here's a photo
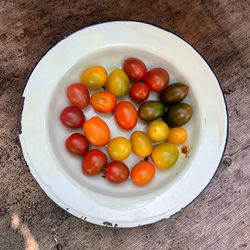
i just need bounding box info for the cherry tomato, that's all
[129,82,150,103]
[66,83,90,109]
[105,161,129,184]
[60,106,85,129]
[123,58,147,81]
[147,120,169,142]
[80,66,108,89]
[65,133,89,155]
[107,137,131,161]
[130,131,152,158]
[167,127,187,145]
[114,101,138,130]
[82,149,107,176]
[151,142,179,170]
[131,161,155,186]
[106,68,130,97]
[90,91,116,113]
[83,116,110,147]
[145,68,169,92]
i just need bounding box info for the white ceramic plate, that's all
[19,21,228,227]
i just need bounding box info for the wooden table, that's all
[0,1,249,249]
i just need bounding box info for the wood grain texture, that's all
[0,0,249,249]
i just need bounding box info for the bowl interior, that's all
[46,46,201,199]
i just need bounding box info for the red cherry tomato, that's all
[105,161,129,184]
[60,106,85,129]
[123,58,147,81]
[129,82,150,103]
[131,161,155,186]
[82,149,107,176]
[114,101,138,130]
[145,68,169,92]
[90,91,116,113]
[65,133,89,155]
[66,83,90,109]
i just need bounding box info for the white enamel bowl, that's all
[19,21,228,227]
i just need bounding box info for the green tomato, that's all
[160,83,189,105]
[163,103,193,127]
[138,101,165,122]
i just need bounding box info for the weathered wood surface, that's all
[0,0,249,249]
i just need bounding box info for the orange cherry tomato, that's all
[90,91,116,113]
[114,101,138,130]
[80,66,107,89]
[167,127,187,145]
[83,116,110,147]
[131,161,155,186]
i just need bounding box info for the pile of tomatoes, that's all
[60,58,192,186]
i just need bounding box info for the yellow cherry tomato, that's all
[147,120,169,142]
[80,66,108,89]
[107,137,131,161]
[167,127,187,145]
[130,131,152,158]
[106,68,130,97]
[151,142,179,170]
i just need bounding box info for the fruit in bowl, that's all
[59,57,193,186]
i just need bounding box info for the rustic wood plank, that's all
[0,0,249,249]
